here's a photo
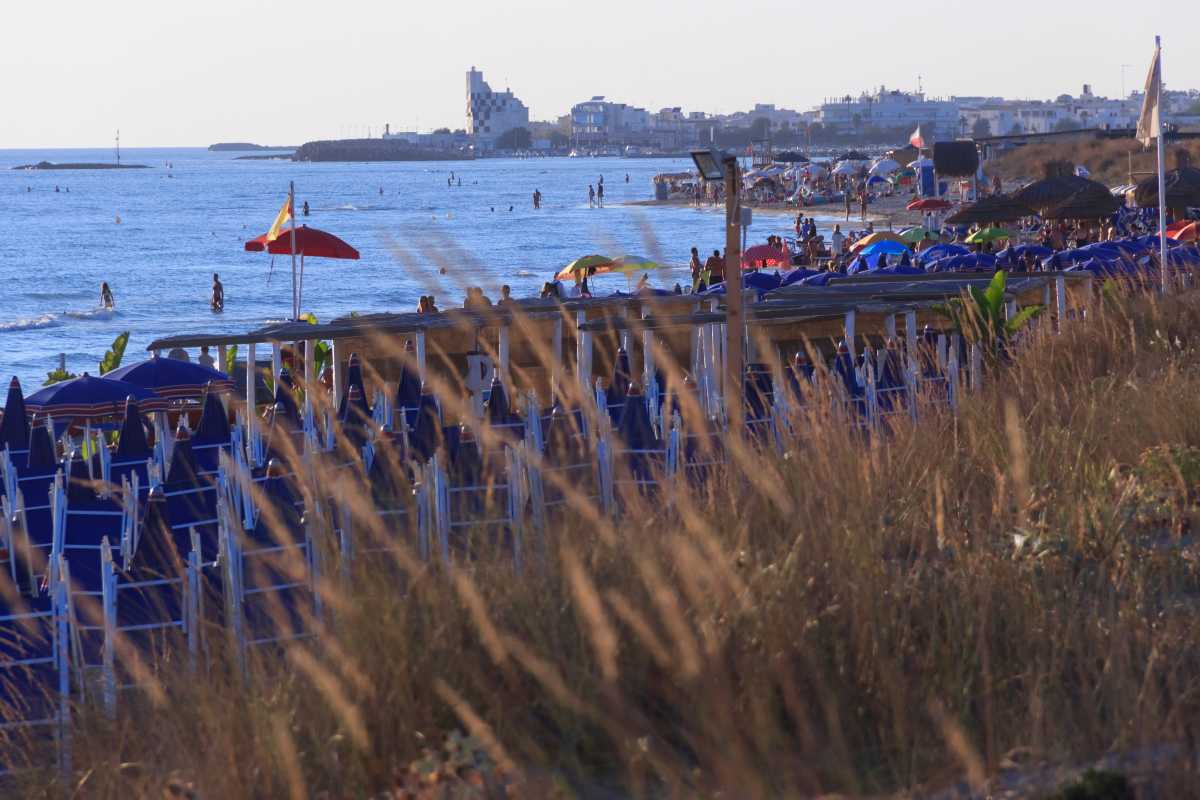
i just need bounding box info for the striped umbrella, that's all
[103,355,234,400]
[25,374,170,420]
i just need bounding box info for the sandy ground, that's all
[627,194,928,230]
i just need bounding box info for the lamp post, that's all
[691,148,744,432]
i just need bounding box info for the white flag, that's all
[1136,44,1161,147]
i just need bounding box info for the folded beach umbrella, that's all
[104,355,234,401]
[114,398,151,462]
[193,387,231,446]
[0,376,29,454]
[26,417,56,472]
[26,374,168,421]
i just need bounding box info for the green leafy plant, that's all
[225,344,238,377]
[934,270,1043,358]
[42,366,77,386]
[99,331,130,375]
[301,313,332,376]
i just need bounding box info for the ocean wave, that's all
[63,308,117,321]
[0,314,60,332]
[516,270,534,277]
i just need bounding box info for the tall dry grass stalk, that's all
[11,283,1200,798]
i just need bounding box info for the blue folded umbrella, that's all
[780,268,821,286]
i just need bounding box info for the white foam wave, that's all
[0,314,60,332]
[516,270,534,277]
[63,308,117,321]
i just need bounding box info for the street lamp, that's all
[690,147,745,432]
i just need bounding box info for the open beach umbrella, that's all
[869,158,900,177]
[554,254,613,281]
[103,355,234,400]
[831,161,858,176]
[907,197,951,212]
[607,255,663,275]
[965,227,1013,245]
[245,224,360,319]
[850,231,906,253]
[0,377,30,454]
[1167,220,1200,242]
[26,374,169,421]
[860,240,911,258]
[899,227,936,244]
[741,244,790,269]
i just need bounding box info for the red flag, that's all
[909,125,925,149]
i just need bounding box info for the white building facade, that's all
[466,67,529,150]
[816,87,961,137]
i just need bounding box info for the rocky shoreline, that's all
[292,138,472,163]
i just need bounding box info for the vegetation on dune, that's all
[991,138,1200,188]
[13,287,1200,798]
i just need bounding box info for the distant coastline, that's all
[292,138,472,163]
[11,161,149,171]
[208,142,296,152]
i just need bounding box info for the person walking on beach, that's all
[831,225,845,258]
[211,273,224,312]
[302,200,310,217]
[859,189,869,222]
[588,184,596,208]
[705,249,725,286]
[100,282,114,309]
[689,247,703,291]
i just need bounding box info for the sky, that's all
[1,0,1193,149]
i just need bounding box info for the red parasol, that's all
[1167,220,1199,242]
[245,224,359,319]
[740,244,790,270]
[907,197,952,212]
[245,225,360,259]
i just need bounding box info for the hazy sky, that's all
[1,0,1191,148]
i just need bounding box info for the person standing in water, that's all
[211,273,225,312]
[588,184,595,208]
[302,200,310,217]
[596,182,604,207]
[100,282,114,309]
[532,189,542,209]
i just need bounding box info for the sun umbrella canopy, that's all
[850,231,906,252]
[1167,220,1200,242]
[899,227,936,244]
[741,244,790,269]
[907,197,952,212]
[244,225,360,259]
[103,355,234,400]
[860,240,911,258]
[965,227,1013,245]
[608,255,662,274]
[555,254,613,281]
[870,158,900,176]
[26,374,169,420]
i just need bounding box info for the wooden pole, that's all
[724,157,744,433]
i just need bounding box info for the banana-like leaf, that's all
[226,344,238,377]
[1004,305,1044,336]
[99,331,130,375]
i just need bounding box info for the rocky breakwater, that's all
[292,138,473,163]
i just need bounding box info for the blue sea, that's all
[0,148,828,388]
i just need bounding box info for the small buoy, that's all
[115,215,121,224]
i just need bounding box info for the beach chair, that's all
[340,435,431,566]
[429,425,526,568]
[525,397,604,529]
[0,557,71,776]
[159,427,220,563]
[220,470,320,655]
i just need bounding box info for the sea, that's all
[0,148,837,389]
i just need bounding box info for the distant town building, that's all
[466,67,529,151]
[571,96,650,148]
[817,87,960,139]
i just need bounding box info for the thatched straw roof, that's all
[1013,175,1111,212]
[1041,189,1123,220]
[1134,151,1200,208]
[945,194,1035,225]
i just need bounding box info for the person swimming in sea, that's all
[100,282,115,309]
[211,272,225,312]
[302,200,310,217]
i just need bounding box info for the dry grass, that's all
[992,137,1200,187]
[12,286,1200,799]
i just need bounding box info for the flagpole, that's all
[1155,36,1168,294]
[289,181,298,319]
